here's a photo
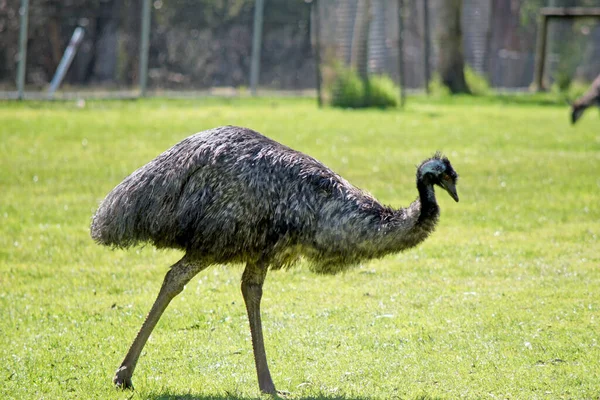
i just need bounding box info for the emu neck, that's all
[377,180,439,256]
[307,181,442,272]
[416,179,439,223]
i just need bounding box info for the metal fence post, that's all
[313,0,323,107]
[533,14,548,91]
[139,0,151,97]
[422,0,430,95]
[397,0,406,107]
[250,0,265,96]
[16,0,29,100]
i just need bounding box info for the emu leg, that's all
[241,261,276,394]
[113,257,205,389]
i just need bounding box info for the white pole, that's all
[47,27,85,98]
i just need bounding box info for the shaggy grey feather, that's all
[571,73,600,124]
[91,126,458,274]
[92,126,459,394]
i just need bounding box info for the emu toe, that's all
[113,366,134,390]
[259,380,276,395]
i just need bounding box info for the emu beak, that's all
[442,181,459,202]
[571,105,585,125]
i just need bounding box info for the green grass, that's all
[0,95,599,399]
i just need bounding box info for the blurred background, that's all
[1,0,599,99]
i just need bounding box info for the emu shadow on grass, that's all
[91,126,459,395]
[151,392,374,400]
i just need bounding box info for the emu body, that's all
[91,126,459,394]
[571,74,600,124]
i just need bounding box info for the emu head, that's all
[417,153,459,202]
[570,101,587,125]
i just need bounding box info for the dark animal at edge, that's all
[570,74,600,124]
[91,126,460,394]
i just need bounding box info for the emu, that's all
[570,74,600,124]
[91,126,459,394]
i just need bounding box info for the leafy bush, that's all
[365,75,399,108]
[465,66,490,95]
[427,73,451,97]
[330,68,366,108]
[428,68,489,96]
[552,78,591,104]
[553,71,573,92]
[330,67,398,109]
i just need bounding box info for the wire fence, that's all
[314,0,600,96]
[536,7,600,90]
[1,0,315,99]
[1,0,600,100]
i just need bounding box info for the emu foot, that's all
[259,379,277,396]
[113,366,134,390]
[260,385,290,398]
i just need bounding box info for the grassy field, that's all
[0,95,599,399]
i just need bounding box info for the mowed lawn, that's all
[0,96,598,399]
